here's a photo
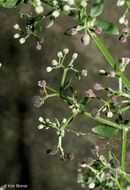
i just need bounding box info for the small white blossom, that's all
[63,48,69,54]
[19,38,25,44]
[81,69,87,76]
[38,124,44,129]
[52,60,58,66]
[46,66,52,72]
[35,0,41,6]
[87,20,95,27]
[99,69,106,74]
[80,0,87,7]
[119,16,125,24]
[52,0,58,5]
[107,111,113,118]
[35,6,44,14]
[13,24,20,30]
[68,0,74,5]
[0,63,2,68]
[13,33,20,38]
[39,117,44,122]
[45,118,50,122]
[72,53,78,59]
[62,118,67,123]
[117,0,125,6]
[89,183,95,189]
[57,51,63,58]
[52,10,60,18]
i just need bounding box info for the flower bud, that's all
[93,83,102,90]
[117,0,125,6]
[39,116,44,122]
[81,34,90,46]
[111,95,117,103]
[36,43,42,50]
[124,18,128,25]
[120,35,127,43]
[95,27,102,35]
[19,38,25,44]
[52,60,58,66]
[13,33,20,38]
[80,0,87,7]
[122,28,128,33]
[107,111,113,118]
[71,28,77,35]
[52,10,60,18]
[119,16,125,24]
[85,89,94,98]
[89,183,95,189]
[63,5,70,11]
[72,53,78,59]
[38,80,46,87]
[81,69,87,76]
[109,71,115,77]
[38,124,44,129]
[57,51,63,58]
[32,95,43,108]
[35,6,44,14]
[13,24,20,30]
[63,48,69,54]
[46,66,52,72]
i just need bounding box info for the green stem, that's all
[60,68,68,94]
[111,177,122,190]
[81,111,121,129]
[119,77,122,93]
[120,127,128,188]
[46,86,57,93]
[60,114,75,131]
[89,32,130,91]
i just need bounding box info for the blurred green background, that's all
[0,1,130,190]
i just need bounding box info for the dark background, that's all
[0,1,130,190]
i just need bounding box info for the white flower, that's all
[72,53,78,59]
[119,16,125,24]
[57,51,63,58]
[89,183,95,189]
[19,38,25,44]
[45,118,50,122]
[35,6,44,14]
[39,117,44,122]
[81,69,87,76]
[99,69,106,74]
[107,111,113,118]
[52,60,58,66]
[46,66,52,72]
[35,0,41,6]
[80,0,87,7]
[63,48,69,54]
[0,63,2,68]
[62,118,67,123]
[52,0,58,5]
[87,20,95,27]
[38,124,44,129]
[68,0,74,5]
[52,10,60,18]
[13,33,20,38]
[117,0,125,6]
[13,24,20,30]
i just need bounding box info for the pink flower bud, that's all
[63,5,70,11]
[27,29,32,35]
[122,28,128,33]
[111,95,117,103]
[38,80,46,87]
[119,65,125,72]
[93,83,102,90]
[124,19,128,25]
[36,44,42,50]
[39,89,44,95]
[109,71,115,77]
[124,57,130,64]
[95,27,102,35]
[71,28,77,35]
[85,89,94,98]
[81,34,90,46]
[120,35,127,43]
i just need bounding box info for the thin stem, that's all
[81,111,121,129]
[120,127,127,188]
[110,177,122,190]
[46,86,57,93]
[60,68,68,94]
[60,114,75,131]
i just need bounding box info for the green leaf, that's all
[79,97,89,110]
[94,20,119,35]
[47,17,55,28]
[90,0,104,17]
[15,0,24,6]
[33,26,42,34]
[33,15,44,23]
[109,151,117,161]
[2,0,18,8]
[92,124,119,136]
[99,155,107,165]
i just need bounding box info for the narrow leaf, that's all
[109,151,118,161]
[47,17,55,28]
[63,78,72,90]
[3,0,18,8]
[92,124,119,136]
[94,20,119,35]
